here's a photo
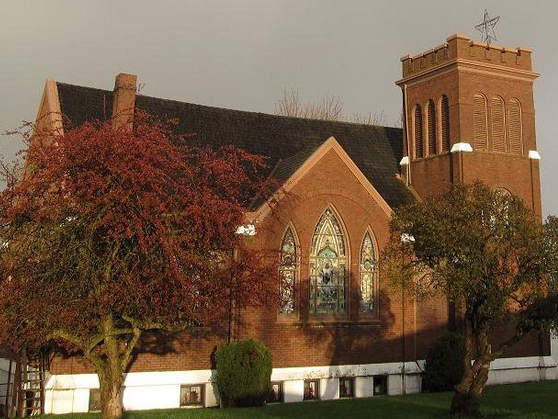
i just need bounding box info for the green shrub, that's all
[423,331,465,392]
[215,339,272,407]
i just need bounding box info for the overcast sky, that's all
[1,0,556,215]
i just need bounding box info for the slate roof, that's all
[56,82,414,209]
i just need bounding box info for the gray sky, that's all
[1,0,556,215]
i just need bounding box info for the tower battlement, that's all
[400,34,533,79]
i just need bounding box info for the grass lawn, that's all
[39,380,558,419]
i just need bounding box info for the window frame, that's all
[278,224,300,320]
[308,207,350,317]
[358,229,379,317]
[266,381,284,403]
[180,384,205,407]
[339,377,355,399]
[88,389,101,412]
[303,379,320,401]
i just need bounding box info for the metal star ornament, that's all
[475,9,500,45]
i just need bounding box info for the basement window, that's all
[373,375,388,396]
[339,377,354,398]
[266,382,283,403]
[303,379,319,401]
[88,389,101,412]
[180,384,204,407]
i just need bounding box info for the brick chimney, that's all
[112,73,137,131]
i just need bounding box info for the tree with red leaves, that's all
[0,114,276,419]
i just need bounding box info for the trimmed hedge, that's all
[215,339,272,407]
[423,331,465,392]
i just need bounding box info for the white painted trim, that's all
[451,142,473,153]
[528,150,541,160]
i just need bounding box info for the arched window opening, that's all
[491,96,506,152]
[441,95,450,152]
[508,98,523,154]
[473,93,488,151]
[279,226,297,314]
[309,208,347,314]
[359,231,377,314]
[414,105,423,159]
[428,99,437,156]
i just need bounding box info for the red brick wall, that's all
[50,147,451,374]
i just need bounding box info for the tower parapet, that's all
[400,34,534,80]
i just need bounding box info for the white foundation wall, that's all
[44,356,557,414]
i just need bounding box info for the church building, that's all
[1,33,555,414]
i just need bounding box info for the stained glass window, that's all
[360,232,377,313]
[309,209,347,314]
[279,227,297,314]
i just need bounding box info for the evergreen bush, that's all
[423,331,465,392]
[215,339,272,407]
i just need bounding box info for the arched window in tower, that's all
[309,208,347,314]
[427,99,437,156]
[508,98,523,154]
[279,226,297,315]
[491,96,506,152]
[441,95,450,152]
[473,93,488,151]
[414,105,423,159]
[359,231,377,314]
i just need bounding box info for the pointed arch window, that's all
[279,226,297,315]
[473,93,488,151]
[309,209,347,314]
[427,99,437,156]
[414,105,423,159]
[441,95,450,152]
[359,231,377,313]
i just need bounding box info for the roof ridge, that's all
[139,92,397,129]
[55,81,399,130]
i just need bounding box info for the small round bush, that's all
[215,339,272,407]
[423,331,465,392]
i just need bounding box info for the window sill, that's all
[291,319,382,329]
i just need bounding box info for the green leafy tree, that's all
[383,182,558,417]
[0,114,276,419]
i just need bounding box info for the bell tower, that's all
[396,34,542,216]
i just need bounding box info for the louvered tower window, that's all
[427,100,437,155]
[508,98,523,154]
[414,105,423,158]
[473,93,488,151]
[441,95,450,152]
[491,96,506,152]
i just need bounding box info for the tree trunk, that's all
[450,324,491,417]
[98,318,125,419]
[99,369,124,419]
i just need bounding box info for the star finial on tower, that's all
[475,9,500,46]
